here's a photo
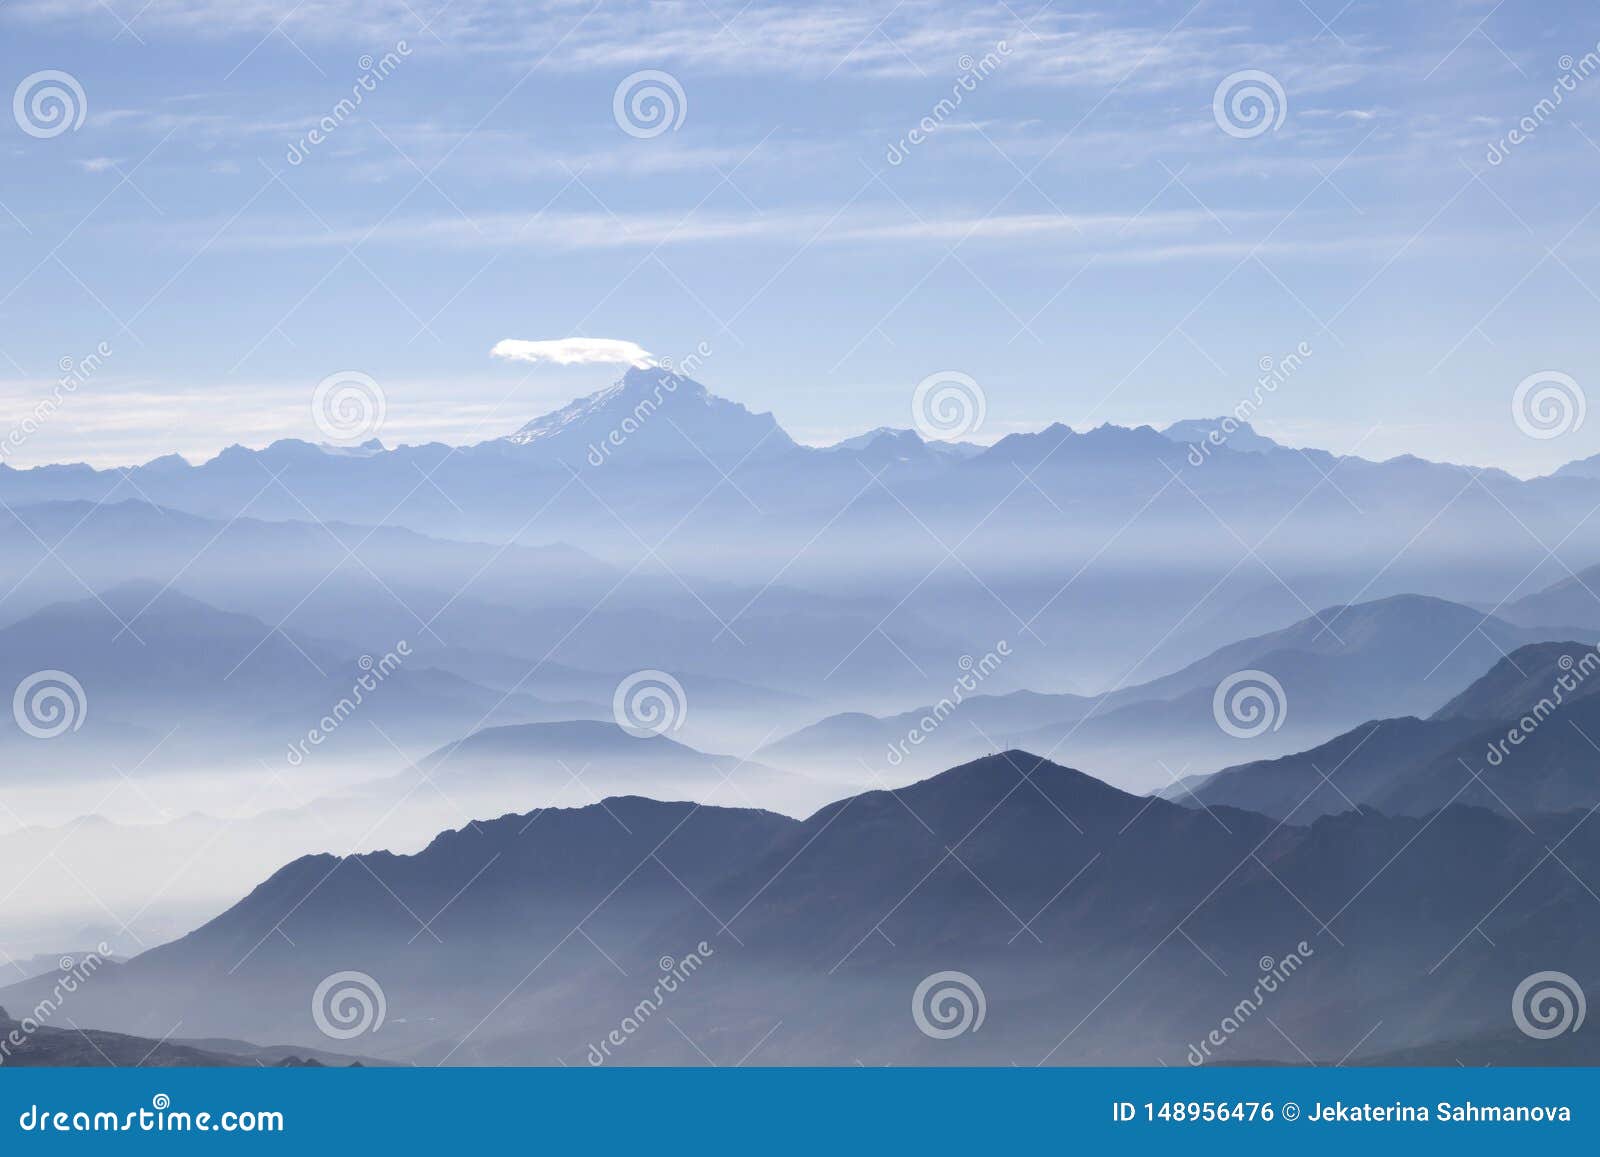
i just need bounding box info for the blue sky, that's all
[2,0,1599,474]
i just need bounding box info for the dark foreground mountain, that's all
[9,752,1597,1067]
[1186,640,1600,821]
[0,1005,370,1067]
[1349,1029,1600,1067]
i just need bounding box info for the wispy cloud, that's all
[201,206,1267,254]
[4,0,1370,92]
[490,337,654,367]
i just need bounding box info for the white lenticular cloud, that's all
[490,337,655,368]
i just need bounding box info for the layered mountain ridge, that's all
[9,746,1599,1066]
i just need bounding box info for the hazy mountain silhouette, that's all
[7,369,1600,711]
[823,427,982,463]
[1498,564,1600,631]
[362,719,830,817]
[9,364,1600,1068]
[1160,418,1283,453]
[762,594,1581,792]
[1187,640,1600,820]
[0,499,962,712]
[13,750,1599,1066]
[0,1003,372,1067]
[0,584,602,774]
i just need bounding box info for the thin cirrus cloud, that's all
[490,338,656,368]
[2,1,1316,91]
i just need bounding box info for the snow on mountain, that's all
[502,366,795,464]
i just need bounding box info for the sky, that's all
[1,0,1599,475]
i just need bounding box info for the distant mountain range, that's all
[357,718,832,821]
[759,594,1595,792]
[0,501,965,715]
[0,582,606,775]
[8,365,1600,1068]
[6,366,1600,696]
[1184,639,1600,820]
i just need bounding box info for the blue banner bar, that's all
[2,1068,1593,1152]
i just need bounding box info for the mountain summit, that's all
[1160,417,1281,453]
[502,366,795,465]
